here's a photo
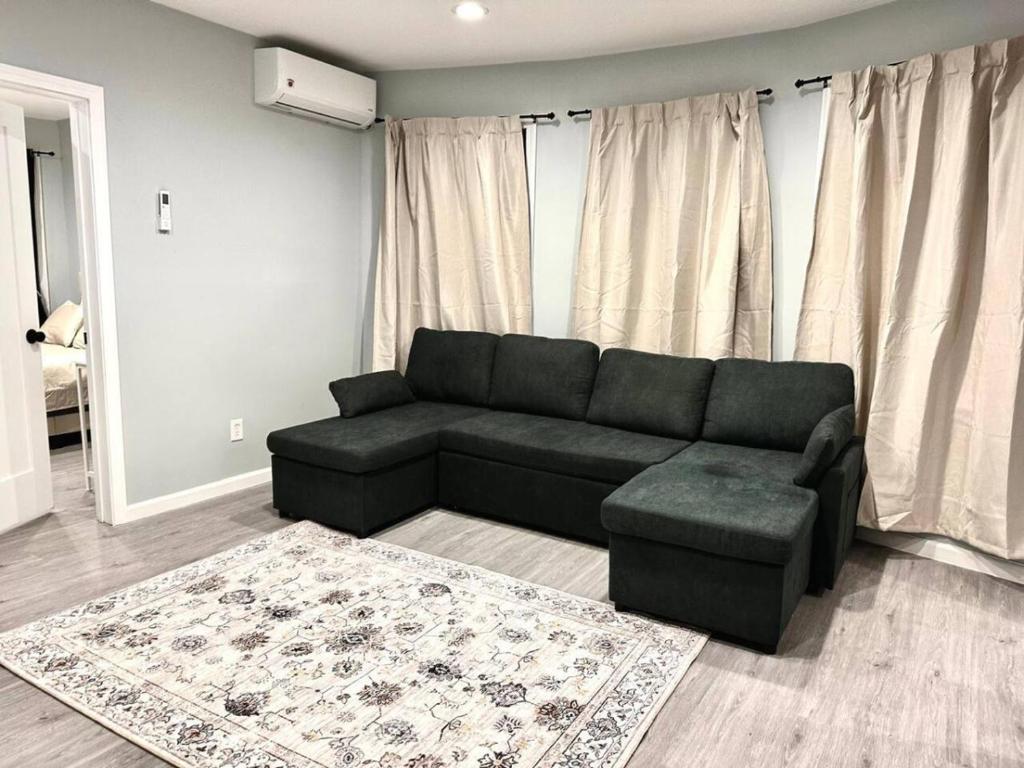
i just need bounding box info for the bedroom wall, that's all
[367,0,1024,363]
[1,0,366,504]
[58,118,80,301]
[24,117,78,310]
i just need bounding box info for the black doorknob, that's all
[25,329,45,344]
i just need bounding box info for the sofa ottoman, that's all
[603,442,818,653]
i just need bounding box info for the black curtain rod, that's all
[372,112,555,125]
[794,75,832,89]
[795,60,907,89]
[29,149,56,157]
[567,88,774,118]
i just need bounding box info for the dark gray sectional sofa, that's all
[267,327,863,652]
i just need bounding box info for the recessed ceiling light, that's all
[452,1,489,21]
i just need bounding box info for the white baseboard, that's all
[118,467,272,526]
[856,527,1024,586]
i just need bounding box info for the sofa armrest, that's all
[328,371,415,418]
[794,405,855,487]
[810,436,865,590]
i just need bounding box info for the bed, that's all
[41,341,88,411]
[41,342,89,448]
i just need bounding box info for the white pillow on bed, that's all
[72,325,87,349]
[41,301,83,347]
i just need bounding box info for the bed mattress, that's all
[41,342,88,412]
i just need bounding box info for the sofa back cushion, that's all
[404,327,499,406]
[586,348,714,440]
[703,358,855,452]
[489,334,600,420]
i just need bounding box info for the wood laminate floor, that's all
[1,451,1022,767]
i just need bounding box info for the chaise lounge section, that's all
[266,328,498,535]
[602,360,859,650]
[267,328,863,651]
[267,400,488,536]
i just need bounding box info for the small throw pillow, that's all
[72,325,87,349]
[329,371,415,418]
[793,405,855,488]
[41,301,83,346]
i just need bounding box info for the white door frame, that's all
[0,62,125,525]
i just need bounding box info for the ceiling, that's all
[151,0,895,71]
[0,87,69,120]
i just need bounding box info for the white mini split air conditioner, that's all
[254,47,377,129]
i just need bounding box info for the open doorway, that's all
[0,64,124,531]
[19,95,94,517]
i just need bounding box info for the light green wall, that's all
[370,0,1024,360]
[2,0,366,504]
[5,0,1024,507]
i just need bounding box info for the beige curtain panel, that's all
[573,90,772,359]
[796,36,1024,560]
[372,116,532,371]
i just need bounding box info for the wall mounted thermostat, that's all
[157,190,172,233]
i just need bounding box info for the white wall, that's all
[2,0,367,504]
[58,118,80,302]
[371,0,1024,362]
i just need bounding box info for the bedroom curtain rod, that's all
[372,112,556,125]
[29,149,56,157]
[795,60,907,89]
[567,87,774,118]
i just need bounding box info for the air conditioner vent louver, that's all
[273,100,365,129]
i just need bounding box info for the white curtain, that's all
[795,36,1024,560]
[573,90,773,359]
[372,116,532,371]
[30,152,50,317]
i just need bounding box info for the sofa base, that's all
[271,454,436,537]
[607,528,813,651]
[438,451,615,544]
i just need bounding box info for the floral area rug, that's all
[0,521,706,768]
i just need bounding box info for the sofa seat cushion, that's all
[440,411,688,484]
[267,402,489,474]
[602,442,817,564]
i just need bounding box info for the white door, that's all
[0,100,53,532]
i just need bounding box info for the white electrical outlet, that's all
[230,418,244,442]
